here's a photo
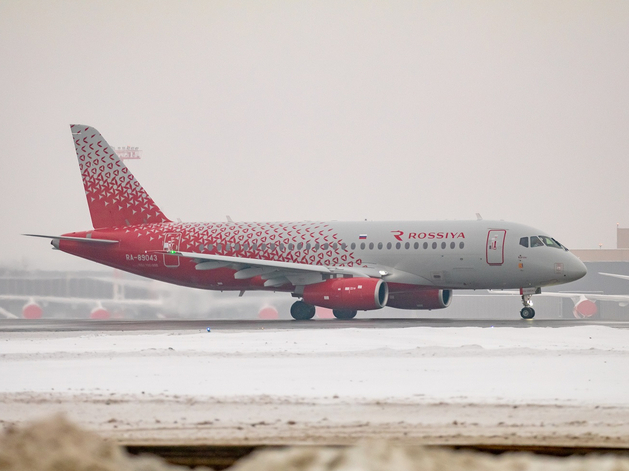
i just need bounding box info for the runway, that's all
[2,317,629,332]
[3,317,629,452]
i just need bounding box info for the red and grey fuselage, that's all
[31,125,587,319]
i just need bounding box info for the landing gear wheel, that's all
[290,301,316,320]
[520,307,535,319]
[333,309,357,320]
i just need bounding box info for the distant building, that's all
[572,226,629,262]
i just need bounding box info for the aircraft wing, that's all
[599,272,629,282]
[0,306,18,319]
[541,292,629,304]
[171,251,391,287]
[0,294,162,307]
[485,289,629,305]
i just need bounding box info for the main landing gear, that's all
[520,293,536,319]
[289,301,358,320]
[332,309,357,320]
[290,301,316,320]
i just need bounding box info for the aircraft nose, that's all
[565,256,587,281]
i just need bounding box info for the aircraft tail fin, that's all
[70,124,170,229]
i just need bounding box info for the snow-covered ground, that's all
[1,325,629,446]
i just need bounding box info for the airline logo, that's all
[359,234,368,239]
[391,231,465,241]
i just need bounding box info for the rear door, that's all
[486,230,506,265]
[163,233,182,268]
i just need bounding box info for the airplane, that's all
[25,124,587,320]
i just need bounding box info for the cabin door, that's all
[486,230,506,265]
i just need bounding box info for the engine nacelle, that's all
[387,289,452,310]
[22,301,43,319]
[573,299,597,319]
[303,278,388,311]
[90,307,111,320]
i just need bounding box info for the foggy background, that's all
[1,1,628,271]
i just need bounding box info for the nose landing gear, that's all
[520,293,535,319]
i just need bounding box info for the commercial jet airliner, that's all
[26,125,587,320]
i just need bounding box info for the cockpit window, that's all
[530,236,544,247]
[552,238,569,251]
[539,236,562,249]
[519,237,529,248]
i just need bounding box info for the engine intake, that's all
[303,278,388,311]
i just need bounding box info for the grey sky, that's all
[1,1,628,270]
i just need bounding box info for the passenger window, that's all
[450,242,455,249]
[441,242,446,249]
[207,244,213,251]
[369,242,374,250]
[378,242,383,250]
[314,243,320,250]
[405,242,410,249]
[288,243,294,250]
[269,243,276,251]
[199,244,204,251]
[261,243,266,250]
[360,242,365,250]
[251,243,257,250]
[333,242,338,250]
[235,243,240,251]
[350,243,356,250]
[217,243,223,251]
[530,236,544,248]
[297,242,303,250]
[396,242,401,249]
[519,237,529,248]
[306,243,311,250]
[386,242,392,249]
[432,242,437,249]
[322,243,329,250]
[459,242,464,249]
[279,243,285,251]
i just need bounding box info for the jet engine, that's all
[90,307,111,320]
[573,298,597,319]
[302,278,388,310]
[386,289,452,310]
[22,301,43,319]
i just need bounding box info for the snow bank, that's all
[0,415,210,471]
[3,416,629,471]
[233,441,629,471]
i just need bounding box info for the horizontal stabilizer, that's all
[23,234,119,244]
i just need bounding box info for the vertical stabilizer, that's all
[70,124,170,229]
